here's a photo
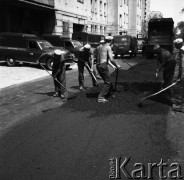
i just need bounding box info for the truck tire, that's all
[66,65,70,69]
[146,53,154,59]
[114,54,118,59]
[46,58,53,70]
[6,56,16,66]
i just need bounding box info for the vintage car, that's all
[0,32,75,70]
[41,34,83,58]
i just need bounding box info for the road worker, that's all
[95,36,121,103]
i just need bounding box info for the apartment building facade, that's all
[0,0,150,37]
[0,0,56,35]
[54,0,108,37]
[106,0,129,35]
[128,0,151,37]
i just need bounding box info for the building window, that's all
[91,25,93,33]
[77,0,84,3]
[119,14,122,27]
[100,1,102,11]
[104,27,106,34]
[104,3,107,16]
[100,26,102,34]
[95,25,97,33]
[63,22,69,35]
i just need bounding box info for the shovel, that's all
[39,63,78,100]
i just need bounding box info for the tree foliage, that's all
[181,8,184,14]
[175,8,184,39]
[176,21,184,39]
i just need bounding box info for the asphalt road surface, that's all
[1,56,184,180]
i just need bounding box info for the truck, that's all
[112,35,138,58]
[0,32,75,70]
[144,18,174,59]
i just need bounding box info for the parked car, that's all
[0,32,75,70]
[41,34,83,58]
[112,35,138,58]
[72,32,105,48]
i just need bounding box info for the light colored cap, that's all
[153,44,160,50]
[84,44,91,49]
[54,49,63,56]
[174,38,183,44]
[105,36,113,40]
[100,40,105,43]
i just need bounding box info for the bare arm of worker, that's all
[90,54,94,71]
[177,50,184,81]
[108,60,116,70]
[107,46,120,68]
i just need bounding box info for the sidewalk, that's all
[0,61,78,89]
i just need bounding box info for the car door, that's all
[64,41,74,53]
[26,40,42,62]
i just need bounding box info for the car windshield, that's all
[72,40,83,47]
[38,41,53,49]
[114,37,128,43]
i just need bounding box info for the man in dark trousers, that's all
[78,44,97,91]
[36,49,66,98]
[153,44,176,100]
[172,38,184,111]
[96,36,121,103]
[52,49,66,98]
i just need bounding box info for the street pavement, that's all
[1,56,184,180]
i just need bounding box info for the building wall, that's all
[0,0,55,35]
[54,0,108,37]
[107,0,129,36]
[128,0,143,36]
[0,0,150,38]
[89,0,108,35]
[142,0,150,21]
[31,0,54,6]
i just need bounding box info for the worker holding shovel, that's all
[172,38,184,112]
[37,49,67,99]
[77,44,98,91]
[96,36,121,103]
[153,44,176,102]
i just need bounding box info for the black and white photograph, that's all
[0,0,184,179]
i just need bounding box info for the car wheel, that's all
[66,65,70,69]
[46,58,53,70]
[6,56,16,66]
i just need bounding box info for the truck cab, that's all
[112,35,138,58]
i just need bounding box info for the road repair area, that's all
[1,57,184,180]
